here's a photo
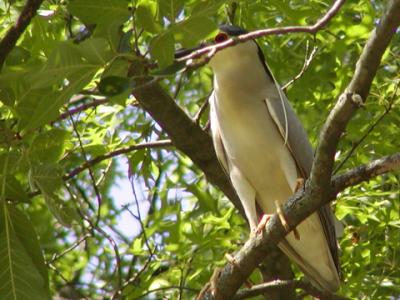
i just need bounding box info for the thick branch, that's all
[310,0,400,193]
[199,151,400,300]
[0,0,43,70]
[131,82,244,215]
[198,1,400,298]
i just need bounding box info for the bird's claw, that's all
[294,177,305,193]
[274,200,301,240]
[252,214,272,236]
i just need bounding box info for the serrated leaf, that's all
[0,203,50,300]
[30,129,69,163]
[30,164,63,195]
[186,184,216,212]
[42,193,77,227]
[150,32,175,68]
[68,0,130,25]
[17,68,96,130]
[28,42,98,89]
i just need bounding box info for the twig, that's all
[68,113,103,227]
[49,233,91,264]
[333,152,400,192]
[173,73,186,99]
[64,139,172,180]
[0,0,44,70]
[176,0,345,65]
[58,99,109,121]
[194,97,210,125]
[333,82,399,174]
[282,40,318,91]
[133,286,199,300]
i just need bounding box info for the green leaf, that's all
[0,203,50,300]
[30,164,63,196]
[150,60,187,76]
[30,164,77,227]
[42,193,77,228]
[28,42,98,89]
[16,68,96,130]
[158,0,184,23]
[68,0,130,25]
[5,46,30,66]
[186,184,216,212]
[172,16,216,48]
[79,38,113,65]
[0,175,29,203]
[150,32,175,68]
[93,21,124,53]
[30,129,69,163]
[192,0,228,16]
[98,76,131,96]
[136,1,161,33]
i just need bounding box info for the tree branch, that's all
[198,151,400,300]
[333,153,400,192]
[64,139,172,180]
[0,0,44,70]
[233,279,348,300]
[197,0,400,298]
[131,82,244,215]
[176,0,344,64]
[310,0,400,194]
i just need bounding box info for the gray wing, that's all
[209,92,230,176]
[265,82,340,274]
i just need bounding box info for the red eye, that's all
[214,32,228,43]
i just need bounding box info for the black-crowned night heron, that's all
[177,24,341,292]
[208,25,340,292]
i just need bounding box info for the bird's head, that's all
[174,25,261,72]
[208,25,259,70]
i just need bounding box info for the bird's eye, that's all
[214,32,228,43]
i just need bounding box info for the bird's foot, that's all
[294,177,305,193]
[274,200,301,240]
[251,214,272,236]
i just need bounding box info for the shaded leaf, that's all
[98,76,131,96]
[68,0,130,25]
[30,129,69,164]
[150,32,175,68]
[0,203,50,300]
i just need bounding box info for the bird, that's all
[206,24,340,292]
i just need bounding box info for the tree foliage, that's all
[0,0,399,299]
